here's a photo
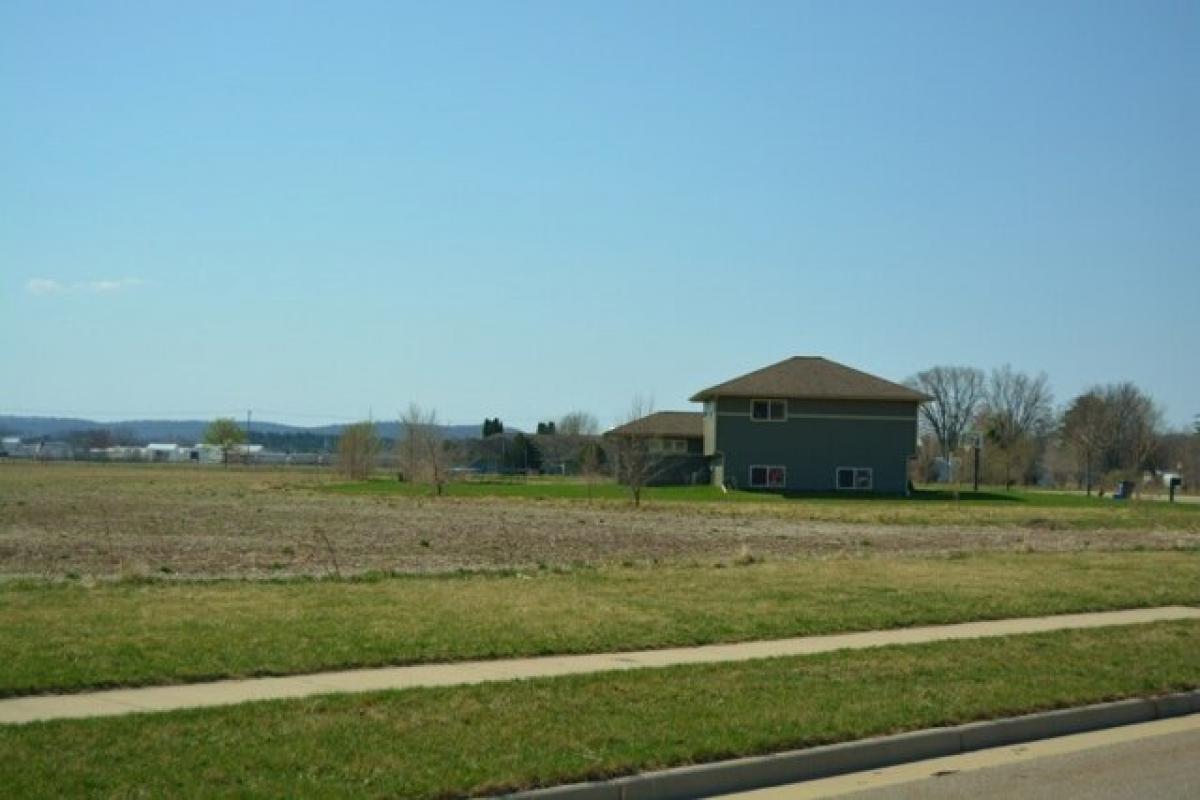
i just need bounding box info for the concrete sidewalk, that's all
[3,606,1197,726]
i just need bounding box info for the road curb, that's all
[501,690,1200,800]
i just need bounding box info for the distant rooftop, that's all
[605,411,703,439]
[689,356,930,403]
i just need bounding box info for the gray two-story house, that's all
[690,356,929,494]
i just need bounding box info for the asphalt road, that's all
[845,727,1200,800]
[726,715,1200,800]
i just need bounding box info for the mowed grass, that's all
[325,476,1200,531]
[2,621,1197,799]
[4,551,1200,696]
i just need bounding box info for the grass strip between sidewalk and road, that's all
[1,620,1197,798]
[4,551,1200,696]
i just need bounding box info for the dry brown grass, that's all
[1,461,1196,579]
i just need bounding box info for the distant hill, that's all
[0,415,490,446]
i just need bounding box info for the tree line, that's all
[193,373,1195,498]
[906,365,1195,493]
[331,407,610,491]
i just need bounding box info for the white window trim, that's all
[835,466,874,491]
[749,464,787,488]
[750,398,788,422]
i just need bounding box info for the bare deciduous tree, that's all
[1060,383,1162,491]
[981,365,1054,488]
[337,421,378,480]
[578,439,606,502]
[397,403,449,496]
[557,411,600,437]
[906,366,986,461]
[609,396,663,507]
[1061,391,1111,494]
[1105,382,1162,479]
[1182,432,1200,495]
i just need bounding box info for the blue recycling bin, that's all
[1113,480,1135,500]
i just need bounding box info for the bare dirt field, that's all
[2,462,1197,579]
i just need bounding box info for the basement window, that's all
[749,465,786,489]
[836,467,873,490]
[751,399,787,421]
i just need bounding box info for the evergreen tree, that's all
[507,433,542,471]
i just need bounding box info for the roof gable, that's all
[689,357,930,403]
[605,411,703,439]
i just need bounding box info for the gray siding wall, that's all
[713,398,918,494]
[648,452,710,486]
[612,436,710,487]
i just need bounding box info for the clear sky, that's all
[2,1,1197,431]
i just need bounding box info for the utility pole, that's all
[973,434,981,492]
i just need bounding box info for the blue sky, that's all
[2,1,1197,430]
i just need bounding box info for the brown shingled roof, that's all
[689,357,931,403]
[604,411,703,439]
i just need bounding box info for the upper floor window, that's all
[751,399,786,421]
[651,438,688,454]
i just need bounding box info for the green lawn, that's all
[3,621,1197,798]
[322,476,747,501]
[4,551,1199,696]
[323,476,1093,502]
[321,477,1200,530]
[324,477,1177,506]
